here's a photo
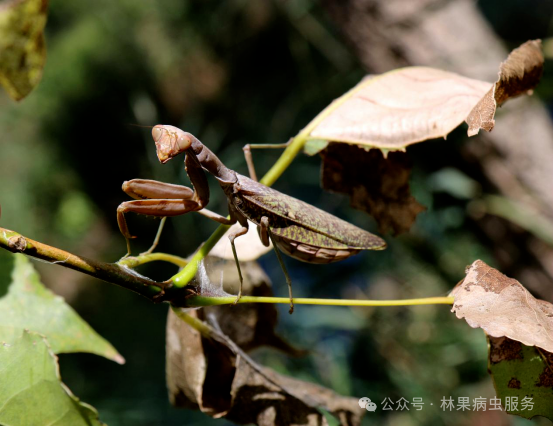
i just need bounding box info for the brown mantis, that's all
[117,125,386,312]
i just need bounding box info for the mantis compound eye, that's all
[152,125,171,163]
[151,126,163,144]
[152,125,187,164]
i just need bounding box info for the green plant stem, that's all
[259,135,309,186]
[170,306,212,337]
[172,223,230,287]
[187,295,454,307]
[117,252,188,268]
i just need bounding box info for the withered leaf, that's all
[227,356,362,426]
[488,336,553,421]
[306,41,541,150]
[166,309,208,412]
[0,0,48,101]
[166,308,362,426]
[466,40,543,136]
[320,143,425,235]
[450,260,553,353]
[308,68,491,149]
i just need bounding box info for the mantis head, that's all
[152,125,193,163]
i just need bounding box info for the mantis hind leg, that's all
[260,216,294,314]
[117,198,201,258]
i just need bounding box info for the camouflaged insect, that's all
[117,125,386,312]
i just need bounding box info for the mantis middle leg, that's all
[259,216,294,314]
[242,142,295,312]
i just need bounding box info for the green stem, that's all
[117,252,188,268]
[171,306,212,337]
[261,82,360,186]
[172,223,230,287]
[186,295,455,307]
[259,134,309,186]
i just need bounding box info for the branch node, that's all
[8,235,27,252]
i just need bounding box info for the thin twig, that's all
[187,295,455,307]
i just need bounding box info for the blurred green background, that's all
[1,0,553,425]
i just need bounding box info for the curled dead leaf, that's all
[320,143,425,235]
[166,307,362,426]
[466,40,543,136]
[450,260,553,353]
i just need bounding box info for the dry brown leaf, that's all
[450,260,553,352]
[309,67,491,149]
[307,41,542,150]
[166,307,362,426]
[166,308,207,411]
[210,220,272,261]
[227,356,362,426]
[320,143,425,234]
[200,258,305,355]
[466,40,543,136]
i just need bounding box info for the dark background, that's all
[1,1,552,425]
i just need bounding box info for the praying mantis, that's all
[117,125,386,312]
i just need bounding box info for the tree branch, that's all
[0,226,174,301]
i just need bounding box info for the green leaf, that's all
[488,336,553,421]
[0,254,124,364]
[0,329,105,426]
[0,0,48,101]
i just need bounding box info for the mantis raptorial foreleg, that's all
[118,146,215,256]
[117,179,234,257]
